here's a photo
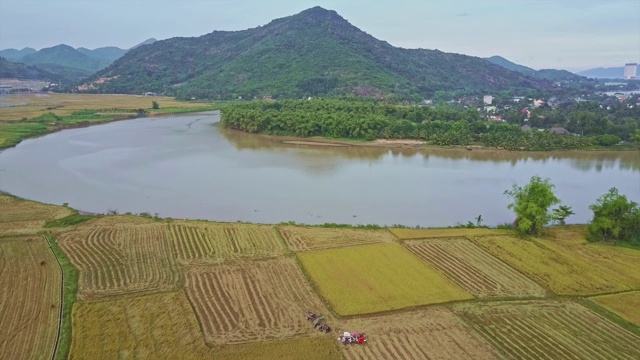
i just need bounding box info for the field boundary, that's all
[43,232,79,360]
[291,254,339,318]
[42,233,64,360]
[578,297,640,336]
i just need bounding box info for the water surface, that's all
[0,111,638,227]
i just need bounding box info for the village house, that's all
[549,127,570,135]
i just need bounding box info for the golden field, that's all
[591,291,640,326]
[297,243,473,315]
[0,93,210,121]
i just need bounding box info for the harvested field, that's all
[470,235,639,295]
[0,219,46,236]
[58,223,180,300]
[0,194,71,224]
[69,292,214,359]
[388,227,499,240]
[0,93,210,121]
[338,308,498,360]
[169,222,286,264]
[185,257,329,345]
[278,225,395,252]
[591,291,640,326]
[0,236,61,360]
[405,238,546,298]
[298,243,473,315]
[213,336,342,360]
[454,300,640,360]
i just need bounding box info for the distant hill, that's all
[130,38,157,49]
[0,57,58,81]
[0,48,37,61]
[77,46,128,67]
[576,67,627,79]
[90,7,547,99]
[19,44,105,73]
[485,55,583,81]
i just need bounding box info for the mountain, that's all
[0,57,58,81]
[77,46,127,67]
[486,55,583,81]
[89,7,547,99]
[18,44,106,73]
[576,67,627,79]
[0,47,37,61]
[130,38,157,49]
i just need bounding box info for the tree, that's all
[504,176,561,235]
[631,130,640,145]
[588,188,640,243]
[552,205,574,225]
[152,101,159,109]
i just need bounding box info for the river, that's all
[0,111,638,227]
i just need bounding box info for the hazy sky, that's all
[1,0,638,71]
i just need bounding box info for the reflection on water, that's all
[0,112,637,227]
[219,125,640,173]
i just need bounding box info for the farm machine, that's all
[305,311,331,333]
[338,331,367,345]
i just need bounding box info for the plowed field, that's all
[169,222,286,264]
[338,308,498,360]
[470,235,640,295]
[591,291,640,326]
[0,194,71,224]
[405,238,546,298]
[454,300,640,360]
[58,223,180,300]
[0,236,61,360]
[185,257,329,345]
[278,225,395,252]
[298,243,473,315]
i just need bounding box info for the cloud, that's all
[456,12,470,17]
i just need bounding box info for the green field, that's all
[297,243,473,315]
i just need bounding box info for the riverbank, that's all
[0,93,214,149]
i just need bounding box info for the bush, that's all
[595,134,621,147]
[588,187,640,244]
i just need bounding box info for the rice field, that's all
[298,243,473,315]
[169,222,287,264]
[0,93,210,121]
[470,235,640,295]
[388,227,499,240]
[404,238,547,298]
[0,193,71,224]
[337,308,499,360]
[454,300,640,360]
[278,225,395,252]
[0,236,61,360]
[57,222,180,300]
[185,257,330,345]
[591,291,640,326]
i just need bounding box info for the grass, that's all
[297,243,473,315]
[44,212,95,228]
[44,232,79,360]
[590,291,640,327]
[469,233,640,295]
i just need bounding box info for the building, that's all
[483,95,494,105]
[624,63,637,79]
[550,127,570,135]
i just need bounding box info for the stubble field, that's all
[3,195,640,359]
[0,236,61,360]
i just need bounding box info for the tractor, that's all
[338,331,367,345]
[305,311,331,333]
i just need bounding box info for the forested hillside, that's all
[0,57,57,81]
[486,56,583,81]
[89,7,548,100]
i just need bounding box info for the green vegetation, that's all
[0,57,58,81]
[486,55,584,82]
[90,7,546,99]
[44,212,95,228]
[152,101,159,109]
[504,176,561,235]
[220,98,600,150]
[43,233,79,360]
[588,188,640,245]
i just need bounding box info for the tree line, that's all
[220,99,639,150]
[505,176,639,245]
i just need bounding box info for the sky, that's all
[0,0,638,71]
